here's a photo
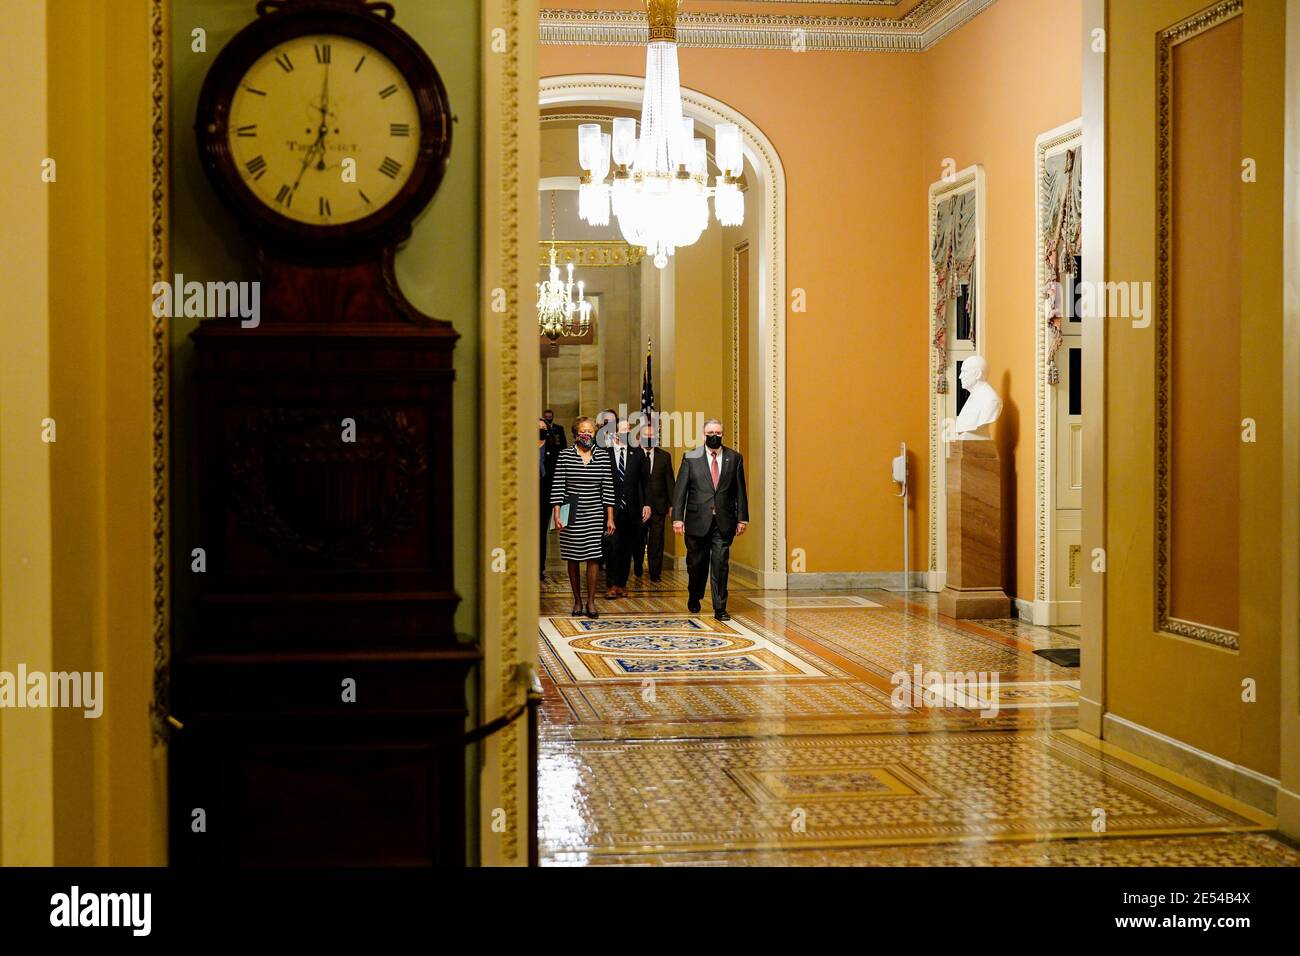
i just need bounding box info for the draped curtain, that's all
[1040,147,1082,384]
[931,190,977,393]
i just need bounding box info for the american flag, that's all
[640,342,654,429]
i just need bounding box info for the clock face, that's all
[226,33,422,227]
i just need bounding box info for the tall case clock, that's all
[172,0,475,866]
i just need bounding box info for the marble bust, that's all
[953,355,1002,440]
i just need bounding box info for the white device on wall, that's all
[893,442,909,591]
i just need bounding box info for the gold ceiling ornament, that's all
[644,0,682,42]
[538,240,645,268]
[536,191,593,341]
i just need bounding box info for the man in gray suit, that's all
[672,419,749,621]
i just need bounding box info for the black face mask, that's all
[705,435,723,450]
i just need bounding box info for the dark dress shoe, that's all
[585,604,600,619]
[714,610,731,622]
[687,599,701,613]
[571,603,583,617]
[650,575,661,583]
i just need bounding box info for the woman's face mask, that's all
[576,432,595,449]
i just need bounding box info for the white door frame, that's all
[539,74,788,587]
[1033,119,1084,625]
[927,165,987,591]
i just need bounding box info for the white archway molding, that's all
[540,74,788,587]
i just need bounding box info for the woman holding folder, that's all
[550,416,615,618]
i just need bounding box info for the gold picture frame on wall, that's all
[1153,0,1243,651]
[150,0,172,742]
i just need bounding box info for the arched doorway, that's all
[539,74,788,588]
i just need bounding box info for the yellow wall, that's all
[539,0,1080,588]
[0,0,165,865]
[0,0,54,866]
[1104,0,1284,777]
[672,211,726,448]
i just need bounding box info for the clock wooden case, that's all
[171,0,475,867]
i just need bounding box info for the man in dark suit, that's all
[634,417,675,582]
[672,418,748,620]
[542,409,566,449]
[604,418,648,598]
[595,408,620,574]
[537,417,561,581]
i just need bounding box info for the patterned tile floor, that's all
[536,564,1298,866]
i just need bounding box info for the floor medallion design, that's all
[540,614,830,682]
[536,583,1294,866]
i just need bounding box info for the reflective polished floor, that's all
[537,563,1300,866]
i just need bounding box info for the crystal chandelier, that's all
[536,191,592,340]
[576,0,744,268]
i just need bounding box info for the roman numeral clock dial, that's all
[225,34,421,227]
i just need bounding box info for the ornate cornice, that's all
[540,0,998,53]
[741,1,907,5]
[539,240,644,267]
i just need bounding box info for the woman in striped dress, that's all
[550,416,615,618]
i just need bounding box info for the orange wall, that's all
[540,0,1081,586]
[921,0,1082,598]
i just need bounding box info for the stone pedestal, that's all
[938,438,1011,619]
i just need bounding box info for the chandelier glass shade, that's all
[536,191,592,341]
[576,1,744,268]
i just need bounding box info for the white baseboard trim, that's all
[1014,597,1034,620]
[1029,598,1081,626]
[925,570,945,592]
[786,571,927,591]
[1102,713,1280,814]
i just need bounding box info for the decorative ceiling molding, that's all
[735,0,908,5]
[539,0,998,53]
[538,239,645,267]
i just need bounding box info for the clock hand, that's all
[290,63,331,194]
[290,139,322,195]
[315,60,331,171]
